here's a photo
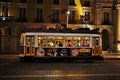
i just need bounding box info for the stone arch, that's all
[102,29,109,51]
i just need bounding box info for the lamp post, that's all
[66,11,70,28]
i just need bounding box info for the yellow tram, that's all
[19,28,103,61]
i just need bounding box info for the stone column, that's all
[115,4,120,52]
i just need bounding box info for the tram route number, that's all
[80,48,90,52]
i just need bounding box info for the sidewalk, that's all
[102,52,120,60]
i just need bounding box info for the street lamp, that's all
[66,11,70,28]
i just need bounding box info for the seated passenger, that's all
[85,40,89,47]
[67,40,72,47]
[74,40,80,47]
[48,41,54,47]
[81,41,85,46]
[81,40,89,47]
[39,41,45,46]
[58,41,63,47]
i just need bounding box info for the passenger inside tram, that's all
[48,41,54,47]
[67,40,72,47]
[58,41,63,47]
[74,40,80,47]
[81,40,89,47]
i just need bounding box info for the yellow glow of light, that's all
[75,0,83,20]
[117,44,120,51]
[38,37,41,40]
[66,11,70,15]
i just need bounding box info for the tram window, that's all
[38,36,41,46]
[38,40,46,46]
[31,37,35,45]
[26,37,30,45]
[93,37,99,46]
[81,37,90,47]
[66,37,72,47]
[55,40,64,47]
[38,36,46,46]
[73,37,81,47]
[47,36,55,47]
[48,36,55,39]
[56,36,64,39]
[26,36,34,45]
[55,36,64,47]
[48,41,54,47]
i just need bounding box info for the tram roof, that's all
[22,28,100,34]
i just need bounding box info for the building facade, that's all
[0,0,119,53]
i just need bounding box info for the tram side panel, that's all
[19,45,103,61]
[34,47,103,60]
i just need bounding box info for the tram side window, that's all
[81,37,90,47]
[73,37,81,47]
[38,36,46,47]
[55,36,64,47]
[66,37,73,47]
[47,36,55,47]
[93,37,99,46]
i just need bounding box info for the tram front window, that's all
[26,36,35,45]
[93,37,100,46]
[26,37,30,45]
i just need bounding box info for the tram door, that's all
[25,36,35,56]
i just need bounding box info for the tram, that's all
[19,28,103,61]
